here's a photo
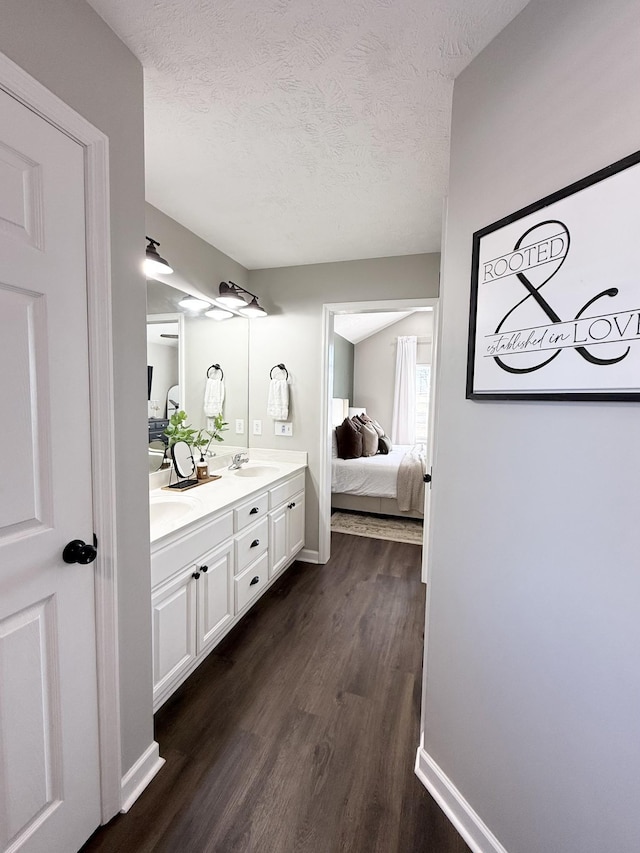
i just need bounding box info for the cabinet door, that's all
[152,569,197,701]
[269,505,288,578]
[197,542,234,653]
[287,491,305,558]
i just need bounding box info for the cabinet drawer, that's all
[234,491,269,531]
[151,511,233,587]
[235,517,268,574]
[269,472,305,510]
[235,553,269,613]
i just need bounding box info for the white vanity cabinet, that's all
[269,472,305,579]
[151,539,233,707]
[150,464,306,710]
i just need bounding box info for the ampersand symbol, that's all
[494,220,629,374]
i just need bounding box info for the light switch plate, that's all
[235,418,245,434]
[274,422,293,436]
[252,419,262,436]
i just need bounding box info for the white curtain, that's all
[391,335,417,445]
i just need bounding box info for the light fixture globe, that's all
[217,281,247,308]
[205,307,233,321]
[178,297,211,312]
[238,297,267,318]
[144,236,173,276]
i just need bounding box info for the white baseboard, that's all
[120,741,165,813]
[415,746,509,853]
[297,548,320,564]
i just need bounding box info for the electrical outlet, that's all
[252,419,262,436]
[235,418,245,434]
[274,422,293,436]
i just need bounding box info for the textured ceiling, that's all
[87,0,529,269]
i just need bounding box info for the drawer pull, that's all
[249,507,259,515]
[192,571,201,580]
[250,576,260,586]
[250,539,260,548]
[200,565,209,573]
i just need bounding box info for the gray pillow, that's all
[360,422,379,457]
[378,435,392,454]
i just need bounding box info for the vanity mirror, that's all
[146,278,249,467]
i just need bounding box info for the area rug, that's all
[330,511,423,545]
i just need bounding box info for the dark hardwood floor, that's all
[82,533,469,853]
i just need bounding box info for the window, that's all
[415,364,431,443]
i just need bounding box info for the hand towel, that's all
[203,377,224,418]
[267,378,289,420]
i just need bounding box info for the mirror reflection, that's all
[146,278,249,466]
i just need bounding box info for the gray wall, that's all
[354,312,433,433]
[423,1,640,851]
[0,0,152,777]
[332,334,354,402]
[146,204,250,438]
[249,253,439,553]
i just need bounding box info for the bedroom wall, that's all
[420,1,640,851]
[333,334,354,401]
[248,252,439,556]
[354,311,433,434]
[0,0,152,778]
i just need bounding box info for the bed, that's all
[331,436,426,519]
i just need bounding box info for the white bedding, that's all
[331,445,413,498]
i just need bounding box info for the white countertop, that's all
[149,451,306,547]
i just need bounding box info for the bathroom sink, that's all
[233,463,279,478]
[149,494,200,527]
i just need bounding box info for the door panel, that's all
[0,87,101,852]
[197,544,233,652]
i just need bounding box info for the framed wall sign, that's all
[466,150,640,400]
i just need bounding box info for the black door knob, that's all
[62,539,97,565]
[423,473,432,483]
[250,539,260,548]
[192,571,201,580]
[200,565,209,573]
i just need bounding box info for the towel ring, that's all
[207,363,224,380]
[270,363,288,380]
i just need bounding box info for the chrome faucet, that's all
[228,452,249,470]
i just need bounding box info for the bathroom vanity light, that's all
[215,282,268,317]
[238,297,267,318]
[144,236,173,276]
[216,281,247,308]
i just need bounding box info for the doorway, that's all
[319,297,439,580]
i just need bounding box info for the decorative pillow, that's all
[378,435,393,454]
[331,429,338,458]
[335,417,363,459]
[360,422,379,457]
[369,419,385,437]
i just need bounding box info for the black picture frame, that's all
[466,150,640,401]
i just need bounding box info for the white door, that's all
[0,88,101,851]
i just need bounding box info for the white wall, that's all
[249,253,440,554]
[0,0,153,779]
[421,2,640,851]
[354,311,433,433]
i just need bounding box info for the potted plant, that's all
[164,410,228,459]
